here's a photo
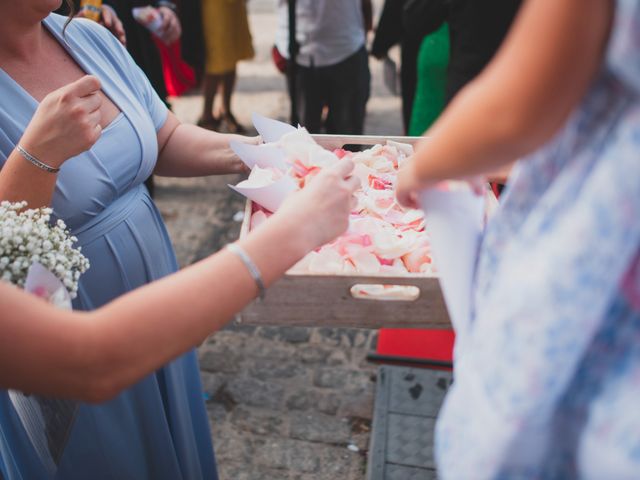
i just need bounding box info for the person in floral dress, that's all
[397,0,640,477]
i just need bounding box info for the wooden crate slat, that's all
[237,273,449,329]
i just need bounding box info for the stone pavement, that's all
[154,3,416,479]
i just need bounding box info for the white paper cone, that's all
[229,175,298,212]
[25,262,72,310]
[230,141,289,172]
[419,188,485,335]
[252,112,296,143]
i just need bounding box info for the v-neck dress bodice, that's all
[0,14,217,480]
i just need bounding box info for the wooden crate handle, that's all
[349,283,421,302]
[311,134,423,150]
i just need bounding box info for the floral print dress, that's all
[435,0,640,478]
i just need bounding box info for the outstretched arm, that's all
[397,0,613,205]
[0,160,359,403]
[0,214,301,402]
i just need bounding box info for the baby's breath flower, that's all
[0,202,89,298]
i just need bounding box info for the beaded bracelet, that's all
[227,243,266,300]
[16,145,60,174]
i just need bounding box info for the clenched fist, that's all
[20,75,103,169]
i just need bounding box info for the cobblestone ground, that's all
[155,2,404,479]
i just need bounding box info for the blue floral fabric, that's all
[435,1,640,478]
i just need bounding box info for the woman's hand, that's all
[20,76,103,169]
[101,5,127,46]
[275,158,360,251]
[75,4,126,45]
[157,7,182,45]
[223,134,259,174]
[395,160,432,209]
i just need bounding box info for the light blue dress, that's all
[0,14,218,480]
[435,1,640,478]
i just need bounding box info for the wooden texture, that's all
[311,134,423,150]
[237,201,450,329]
[235,134,453,329]
[236,273,450,329]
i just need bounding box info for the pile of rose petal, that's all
[239,128,436,277]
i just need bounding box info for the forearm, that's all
[0,212,307,402]
[86,211,307,399]
[412,0,612,184]
[0,149,58,208]
[155,121,249,177]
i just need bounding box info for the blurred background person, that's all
[396,0,639,476]
[198,0,254,133]
[371,0,447,135]
[403,0,522,136]
[275,0,373,135]
[60,1,182,105]
[402,0,450,135]
[439,0,522,103]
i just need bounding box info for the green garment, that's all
[408,23,450,136]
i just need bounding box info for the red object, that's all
[155,39,197,97]
[375,328,454,369]
[271,45,288,74]
[373,182,502,370]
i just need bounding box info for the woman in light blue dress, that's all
[397,0,640,477]
[0,6,250,480]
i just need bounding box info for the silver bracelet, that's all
[227,243,266,300]
[16,145,60,174]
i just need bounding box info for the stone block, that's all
[258,326,312,344]
[252,438,320,474]
[199,347,242,374]
[279,327,313,344]
[296,345,332,365]
[316,393,341,416]
[289,412,351,444]
[249,358,306,380]
[200,372,226,398]
[327,349,350,366]
[230,407,285,436]
[226,377,285,410]
[338,391,375,420]
[313,368,374,392]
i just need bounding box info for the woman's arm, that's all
[397,0,613,203]
[0,160,359,403]
[153,112,254,177]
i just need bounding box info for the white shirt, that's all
[275,0,366,68]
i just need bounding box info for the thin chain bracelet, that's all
[16,145,60,174]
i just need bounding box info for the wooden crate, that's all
[236,200,450,330]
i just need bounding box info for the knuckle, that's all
[88,76,101,90]
[59,91,72,104]
[70,104,85,119]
